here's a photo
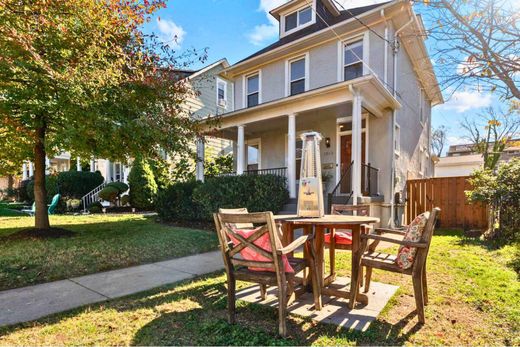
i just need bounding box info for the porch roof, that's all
[203,74,400,132]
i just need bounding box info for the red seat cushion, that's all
[324,230,353,245]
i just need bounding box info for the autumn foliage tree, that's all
[0,0,204,231]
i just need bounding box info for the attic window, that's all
[284,6,312,33]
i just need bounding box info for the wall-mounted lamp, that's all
[325,137,331,148]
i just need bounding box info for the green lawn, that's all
[0,229,517,345]
[0,214,218,291]
[0,202,26,217]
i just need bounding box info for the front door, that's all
[340,133,366,194]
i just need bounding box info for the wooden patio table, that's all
[274,214,379,309]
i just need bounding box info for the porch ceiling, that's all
[203,74,400,135]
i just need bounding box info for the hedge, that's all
[128,156,157,210]
[157,174,289,222]
[25,171,104,202]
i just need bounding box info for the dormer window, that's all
[282,6,314,36]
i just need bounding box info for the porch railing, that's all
[244,167,287,177]
[361,163,380,197]
[81,181,107,212]
[327,161,354,211]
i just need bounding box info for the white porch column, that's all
[29,162,34,177]
[105,159,111,182]
[196,138,205,182]
[90,158,96,172]
[22,162,28,180]
[76,157,81,171]
[237,125,245,175]
[351,91,363,205]
[45,157,50,174]
[287,114,297,199]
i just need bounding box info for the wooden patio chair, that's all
[214,211,321,337]
[324,204,371,285]
[360,207,440,323]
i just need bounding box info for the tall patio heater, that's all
[297,131,325,217]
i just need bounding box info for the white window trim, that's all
[394,123,401,157]
[280,1,317,38]
[285,52,310,97]
[246,138,262,170]
[216,77,228,109]
[242,70,262,108]
[337,32,370,82]
[419,146,425,177]
[419,88,425,127]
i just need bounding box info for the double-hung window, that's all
[285,6,312,33]
[246,74,259,108]
[216,78,227,107]
[289,57,306,96]
[343,40,364,81]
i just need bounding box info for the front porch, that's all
[200,75,400,212]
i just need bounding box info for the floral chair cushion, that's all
[395,212,430,269]
[227,226,294,273]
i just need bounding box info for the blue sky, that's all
[144,0,511,154]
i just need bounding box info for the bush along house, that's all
[199,0,443,227]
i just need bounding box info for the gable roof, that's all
[236,2,390,65]
[187,58,230,80]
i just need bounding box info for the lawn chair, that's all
[214,211,321,337]
[360,207,440,323]
[324,204,370,286]
[21,194,61,216]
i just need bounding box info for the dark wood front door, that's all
[340,133,366,194]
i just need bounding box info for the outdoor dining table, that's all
[274,214,380,309]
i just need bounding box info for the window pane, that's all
[285,12,297,31]
[218,89,225,100]
[299,7,312,25]
[344,41,363,65]
[247,75,259,93]
[344,63,363,81]
[248,145,259,165]
[290,58,305,81]
[291,79,305,95]
[247,93,259,107]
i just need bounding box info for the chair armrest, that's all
[373,227,406,235]
[277,235,312,255]
[360,233,428,248]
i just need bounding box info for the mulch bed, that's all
[2,227,76,241]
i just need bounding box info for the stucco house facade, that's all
[199,0,443,226]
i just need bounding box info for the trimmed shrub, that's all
[149,156,172,191]
[65,198,81,212]
[27,175,59,203]
[88,201,103,214]
[120,194,130,206]
[57,171,104,199]
[99,186,119,203]
[107,181,129,194]
[128,156,158,210]
[156,180,204,221]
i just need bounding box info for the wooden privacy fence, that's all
[406,176,488,230]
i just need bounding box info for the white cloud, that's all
[247,0,286,46]
[440,90,492,113]
[447,135,467,146]
[157,18,186,48]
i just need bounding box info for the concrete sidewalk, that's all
[0,251,223,327]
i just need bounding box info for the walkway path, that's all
[0,251,223,327]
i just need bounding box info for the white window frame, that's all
[280,2,316,38]
[285,53,310,97]
[419,88,425,126]
[216,77,228,109]
[337,32,369,82]
[242,70,262,108]
[246,138,262,170]
[394,123,401,156]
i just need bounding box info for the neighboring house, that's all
[199,0,443,226]
[19,59,234,184]
[434,140,520,177]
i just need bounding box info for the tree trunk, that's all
[34,124,50,229]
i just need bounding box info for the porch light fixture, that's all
[325,137,331,148]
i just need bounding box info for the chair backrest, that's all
[218,208,254,229]
[214,211,285,274]
[412,207,440,273]
[331,204,370,216]
[48,194,61,214]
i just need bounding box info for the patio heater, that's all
[297,131,325,217]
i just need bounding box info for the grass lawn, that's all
[0,214,218,291]
[0,202,27,217]
[0,229,518,345]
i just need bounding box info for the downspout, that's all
[390,6,415,227]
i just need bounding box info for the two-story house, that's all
[199,0,443,226]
